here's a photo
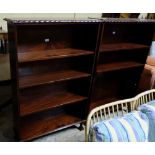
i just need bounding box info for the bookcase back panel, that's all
[17,24,99,52]
[19,78,90,98]
[91,67,143,102]
[101,23,154,45]
[18,55,94,77]
[98,49,149,65]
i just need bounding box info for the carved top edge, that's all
[4,18,155,24]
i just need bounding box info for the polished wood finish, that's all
[21,112,83,141]
[5,18,155,141]
[97,61,143,73]
[19,70,90,88]
[20,91,87,116]
[99,43,149,52]
[18,49,93,63]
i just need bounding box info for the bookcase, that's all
[90,18,155,110]
[5,18,155,141]
[6,19,100,141]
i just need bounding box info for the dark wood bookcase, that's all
[5,18,155,141]
[90,19,155,110]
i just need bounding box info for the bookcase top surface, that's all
[4,17,155,25]
[4,18,100,24]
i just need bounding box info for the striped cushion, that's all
[90,111,149,142]
[138,101,155,142]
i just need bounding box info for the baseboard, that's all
[0,79,11,86]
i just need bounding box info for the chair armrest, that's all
[146,56,155,67]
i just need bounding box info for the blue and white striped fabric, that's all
[138,101,155,142]
[90,111,149,142]
[147,100,155,106]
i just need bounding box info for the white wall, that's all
[75,13,101,18]
[0,13,101,81]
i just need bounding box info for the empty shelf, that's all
[19,70,91,89]
[97,61,143,73]
[20,91,87,116]
[18,48,93,63]
[99,43,149,52]
[20,113,83,141]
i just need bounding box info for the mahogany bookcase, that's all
[5,18,155,141]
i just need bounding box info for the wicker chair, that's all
[85,89,155,142]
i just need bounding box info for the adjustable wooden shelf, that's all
[18,48,93,63]
[5,18,155,141]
